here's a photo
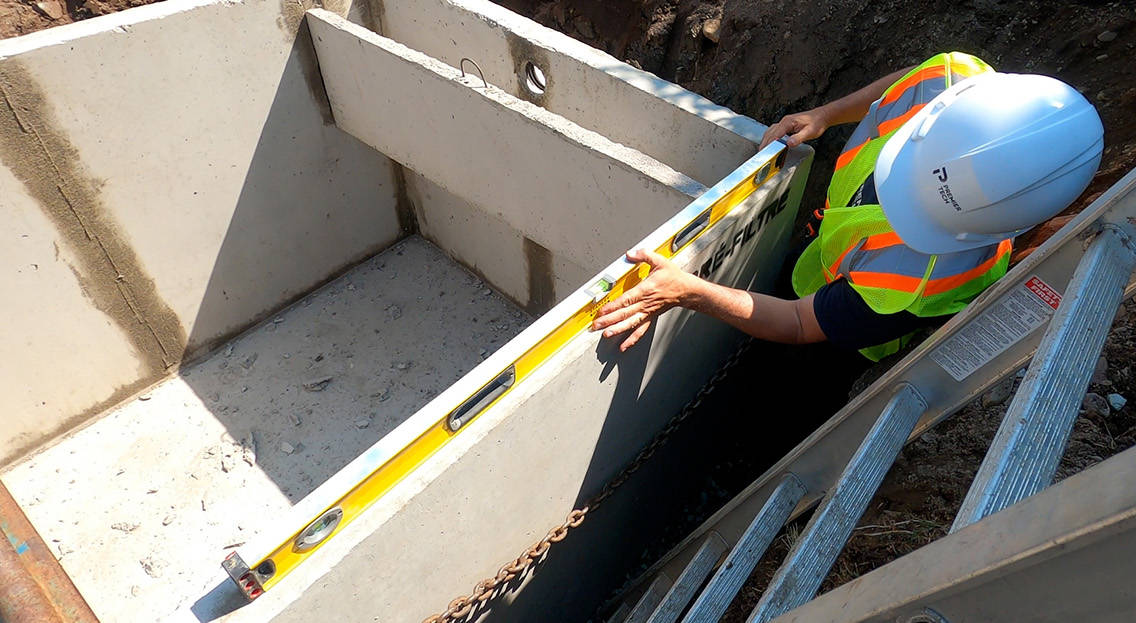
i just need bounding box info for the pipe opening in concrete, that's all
[524,61,546,96]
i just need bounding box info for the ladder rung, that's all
[952,225,1136,532]
[624,573,673,623]
[682,474,806,623]
[646,534,728,623]
[747,384,927,623]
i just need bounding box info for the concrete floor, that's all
[1,236,530,622]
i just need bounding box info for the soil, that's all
[5,1,1135,620]
[0,0,154,38]
[494,0,1136,619]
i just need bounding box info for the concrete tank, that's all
[0,1,811,621]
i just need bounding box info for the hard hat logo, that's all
[936,180,962,212]
[876,72,1104,254]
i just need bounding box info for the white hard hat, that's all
[875,71,1104,254]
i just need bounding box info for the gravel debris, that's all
[1108,393,1127,411]
[139,556,166,579]
[303,376,333,392]
[1082,392,1110,418]
[981,377,1015,408]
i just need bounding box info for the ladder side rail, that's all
[768,445,1136,623]
[747,384,928,623]
[681,475,806,623]
[609,167,1136,611]
[645,534,728,623]
[623,574,674,623]
[952,225,1136,532]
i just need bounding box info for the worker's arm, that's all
[589,248,826,352]
[759,65,915,150]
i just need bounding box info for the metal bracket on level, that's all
[447,365,516,432]
[223,551,273,601]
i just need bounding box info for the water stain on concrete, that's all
[391,160,420,236]
[0,63,186,372]
[362,0,386,34]
[523,236,555,314]
[0,62,188,464]
[506,34,552,108]
[279,0,350,38]
[294,17,335,125]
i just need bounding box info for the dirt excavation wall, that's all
[0,0,397,466]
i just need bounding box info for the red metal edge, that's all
[0,480,100,623]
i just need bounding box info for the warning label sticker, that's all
[930,276,1063,382]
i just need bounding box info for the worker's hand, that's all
[759,107,831,150]
[590,248,699,352]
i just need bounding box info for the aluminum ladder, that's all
[606,168,1136,623]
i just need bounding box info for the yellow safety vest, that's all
[792,52,1012,361]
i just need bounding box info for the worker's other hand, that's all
[590,248,697,352]
[759,108,830,150]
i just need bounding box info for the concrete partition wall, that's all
[365,0,772,313]
[308,10,708,311]
[0,0,400,465]
[373,0,764,187]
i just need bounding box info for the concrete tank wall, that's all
[372,0,764,188]
[0,0,400,465]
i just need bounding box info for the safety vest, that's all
[792,52,1013,361]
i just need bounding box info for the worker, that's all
[590,52,1104,360]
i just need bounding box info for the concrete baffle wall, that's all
[370,0,765,188]
[308,10,708,278]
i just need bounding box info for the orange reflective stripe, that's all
[848,271,924,292]
[861,231,904,251]
[923,239,1012,296]
[834,138,868,171]
[878,103,926,137]
[880,65,947,106]
[850,239,1011,296]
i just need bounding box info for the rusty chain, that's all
[422,338,753,623]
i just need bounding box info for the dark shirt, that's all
[810,173,942,350]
